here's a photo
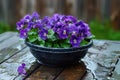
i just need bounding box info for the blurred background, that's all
[0,0,120,40]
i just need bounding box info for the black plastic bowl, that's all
[25,39,93,67]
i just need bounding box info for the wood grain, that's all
[0,47,37,80]
[26,66,64,80]
[0,32,26,64]
[0,32,17,42]
[55,62,86,80]
[0,32,120,80]
[0,32,39,80]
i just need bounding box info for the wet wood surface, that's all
[55,62,86,80]
[0,32,120,80]
[26,66,64,80]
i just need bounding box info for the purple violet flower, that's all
[16,19,25,30]
[53,14,60,21]
[26,21,34,31]
[69,24,79,36]
[70,36,81,48]
[66,15,77,23]
[47,18,54,26]
[53,22,63,33]
[32,12,40,19]
[19,29,28,38]
[78,21,91,38]
[33,19,43,29]
[23,14,32,23]
[75,20,83,26]
[34,23,43,29]
[17,63,26,75]
[42,16,50,25]
[39,29,48,40]
[58,28,68,39]
[16,12,92,48]
[16,22,24,30]
[84,23,91,37]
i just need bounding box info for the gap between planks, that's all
[0,32,27,64]
[0,46,27,64]
[26,62,86,80]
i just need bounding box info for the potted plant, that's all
[16,12,93,67]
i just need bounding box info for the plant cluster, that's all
[16,12,92,48]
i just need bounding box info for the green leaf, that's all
[56,39,71,48]
[38,37,42,41]
[53,43,60,48]
[80,40,89,46]
[47,29,58,41]
[50,35,57,41]
[28,35,38,43]
[47,29,55,38]
[86,35,95,39]
[27,29,38,43]
[28,28,38,35]
[48,29,54,35]
[64,39,70,43]
[38,37,45,46]
[60,43,71,48]
[45,41,52,47]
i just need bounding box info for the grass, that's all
[89,19,120,40]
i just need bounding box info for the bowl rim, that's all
[25,39,93,52]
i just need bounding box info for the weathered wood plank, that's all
[82,40,120,80]
[23,61,41,80]
[111,59,120,80]
[0,31,120,80]
[0,32,26,64]
[36,0,46,17]
[0,32,38,80]
[0,47,37,80]
[0,32,17,42]
[82,72,94,80]
[55,62,86,80]
[76,0,84,19]
[7,0,21,24]
[84,0,97,21]
[26,65,64,80]
[0,47,26,64]
[111,0,120,30]
[0,33,20,50]
[24,61,86,80]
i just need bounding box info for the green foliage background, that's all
[0,22,16,34]
[89,19,120,40]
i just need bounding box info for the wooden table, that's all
[0,32,120,80]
